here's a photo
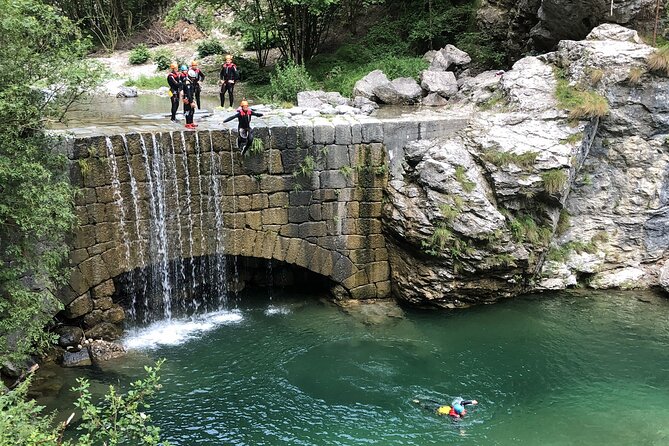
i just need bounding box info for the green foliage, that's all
[294,154,315,178]
[129,44,151,65]
[422,224,453,255]
[0,0,104,364]
[0,377,62,445]
[165,0,215,32]
[455,31,506,69]
[509,214,552,246]
[454,165,475,193]
[340,165,354,179]
[197,38,227,58]
[554,69,609,119]
[547,239,599,262]
[439,204,460,221]
[269,60,314,103]
[73,360,168,445]
[124,75,167,89]
[0,361,170,446]
[249,137,264,155]
[152,48,175,71]
[480,150,538,168]
[541,169,568,195]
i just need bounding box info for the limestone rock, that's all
[590,267,646,289]
[85,322,122,341]
[660,260,669,294]
[89,340,126,362]
[297,90,350,108]
[500,56,557,112]
[373,77,423,105]
[353,70,390,101]
[586,23,643,43]
[116,86,138,98]
[429,45,471,71]
[422,92,450,107]
[64,293,93,319]
[420,70,458,97]
[352,96,379,115]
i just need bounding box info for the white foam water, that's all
[264,305,291,316]
[123,310,243,350]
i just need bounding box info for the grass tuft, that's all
[541,169,568,195]
[628,67,644,84]
[648,46,669,76]
[481,150,538,168]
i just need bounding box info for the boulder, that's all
[55,325,84,348]
[85,322,122,341]
[296,90,351,108]
[586,23,643,43]
[353,70,390,100]
[429,45,471,71]
[420,70,458,97]
[352,96,379,115]
[103,305,125,324]
[89,340,126,362]
[422,92,450,106]
[335,104,359,115]
[373,77,423,104]
[116,86,138,98]
[61,348,92,367]
[500,56,557,112]
[660,260,669,294]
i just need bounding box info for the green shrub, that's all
[129,44,150,65]
[124,75,167,89]
[456,32,505,69]
[197,38,226,58]
[455,165,475,193]
[269,59,314,103]
[556,209,571,236]
[152,48,175,71]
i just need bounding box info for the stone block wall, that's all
[58,113,463,332]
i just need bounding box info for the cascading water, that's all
[208,131,227,306]
[121,135,148,320]
[228,129,239,292]
[109,130,239,325]
[178,132,197,308]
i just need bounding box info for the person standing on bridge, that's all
[189,60,205,109]
[182,69,199,129]
[223,99,263,155]
[219,54,239,108]
[167,63,182,122]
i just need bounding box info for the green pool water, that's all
[39,291,669,445]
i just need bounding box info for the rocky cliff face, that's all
[383,25,669,308]
[478,0,660,61]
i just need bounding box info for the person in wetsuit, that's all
[413,397,478,419]
[182,69,198,129]
[167,63,182,122]
[222,99,264,155]
[219,54,239,108]
[189,60,205,109]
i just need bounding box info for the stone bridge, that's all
[57,112,467,334]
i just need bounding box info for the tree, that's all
[205,0,341,64]
[0,0,105,364]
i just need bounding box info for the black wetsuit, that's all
[191,68,205,108]
[167,70,181,121]
[219,62,239,107]
[182,79,196,125]
[223,108,264,154]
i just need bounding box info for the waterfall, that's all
[209,131,227,307]
[105,137,134,314]
[194,132,206,310]
[228,129,239,293]
[168,132,186,311]
[178,132,196,308]
[121,135,147,321]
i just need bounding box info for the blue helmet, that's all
[453,404,464,414]
[180,65,188,71]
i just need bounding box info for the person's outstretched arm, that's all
[462,400,478,406]
[223,113,240,123]
[251,110,264,117]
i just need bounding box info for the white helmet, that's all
[187,69,198,79]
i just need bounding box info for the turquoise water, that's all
[40,291,669,445]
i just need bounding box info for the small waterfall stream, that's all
[112,131,238,323]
